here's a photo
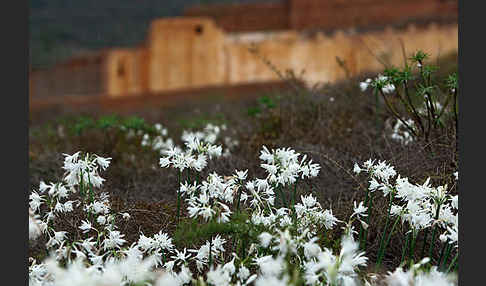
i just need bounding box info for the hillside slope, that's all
[29,0,273,69]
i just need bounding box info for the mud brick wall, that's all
[146,18,226,92]
[289,0,457,31]
[29,17,458,98]
[184,0,457,32]
[30,54,106,98]
[184,2,290,32]
[223,23,458,87]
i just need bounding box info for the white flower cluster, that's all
[248,228,368,286]
[29,150,459,286]
[390,118,415,145]
[143,123,238,166]
[29,209,42,241]
[184,172,236,223]
[259,146,320,187]
[245,178,276,211]
[294,194,341,235]
[385,259,457,286]
[417,101,444,117]
[62,152,111,188]
[360,75,396,94]
[158,125,232,172]
[141,123,174,154]
[29,152,140,285]
[354,159,458,247]
[303,233,368,285]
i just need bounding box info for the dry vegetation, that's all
[29,52,458,283]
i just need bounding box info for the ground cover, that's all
[29,51,458,285]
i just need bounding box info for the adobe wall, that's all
[147,17,226,92]
[29,18,458,98]
[224,23,458,87]
[105,47,151,96]
[30,53,106,97]
[184,2,290,32]
[184,0,457,32]
[289,0,457,31]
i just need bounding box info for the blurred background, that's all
[28,1,460,271]
[30,0,272,69]
[29,0,458,119]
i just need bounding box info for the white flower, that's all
[235,169,248,181]
[368,178,380,192]
[321,209,340,230]
[212,235,226,252]
[352,201,368,219]
[63,201,74,212]
[39,181,51,193]
[450,195,458,210]
[29,191,44,212]
[63,151,81,165]
[390,205,403,216]
[54,201,65,213]
[103,230,126,250]
[97,215,106,225]
[261,164,278,175]
[137,234,155,252]
[190,154,207,172]
[301,194,318,208]
[79,220,92,233]
[95,156,112,170]
[29,210,42,240]
[385,267,412,286]
[46,231,67,248]
[382,83,396,94]
[207,145,223,158]
[159,157,171,168]
[153,231,174,251]
[303,238,322,259]
[222,257,236,275]
[238,266,250,281]
[258,232,274,248]
[207,265,231,286]
[360,78,372,91]
[171,248,190,264]
[255,255,284,277]
[439,233,448,243]
[259,146,274,164]
[122,212,131,220]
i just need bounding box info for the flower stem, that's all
[278,186,288,208]
[420,228,430,259]
[236,188,242,213]
[209,238,213,268]
[359,189,370,249]
[427,208,442,260]
[177,171,181,223]
[376,194,396,269]
[409,229,418,262]
[437,241,447,267]
[379,89,418,137]
[440,243,453,271]
[363,192,374,251]
[292,181,298,209]
[446,252,458,273]
[401,232,411,265]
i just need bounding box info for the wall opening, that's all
[195,25,204,35]
[117,61,125,77]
